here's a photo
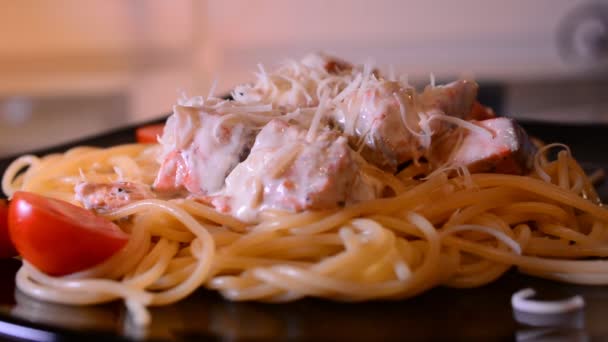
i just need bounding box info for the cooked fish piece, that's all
[419,79,481,119]
[219,119,379,222]
[468,101,496,121]
[334,78,496,172]
[300,52,353,74]
[75,181,155,213]
[431,117,536,175]
[333,80,425,172]
[154,105,255,195]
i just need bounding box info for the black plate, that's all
[0,120,607,341]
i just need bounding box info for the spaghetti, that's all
[2,54,607,326]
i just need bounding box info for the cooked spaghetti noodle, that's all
[2,53,607,326]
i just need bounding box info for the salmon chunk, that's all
[221,119,379,221]
[334,79,497,172]
[333,81,426,172]
[75,181,155,213]
[419,79,481,119]
[431,117,536,175]
[153,105,255,195]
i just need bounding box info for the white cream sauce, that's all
[147,54,523,224]
[154,105,253,194]
[222,119,379,222]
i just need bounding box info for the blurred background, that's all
[1,0,607,156]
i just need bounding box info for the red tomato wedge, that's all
[8,191,129,276]
[136,123,165,143]
[0,199,17,259]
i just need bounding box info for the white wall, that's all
[194,0,601,94]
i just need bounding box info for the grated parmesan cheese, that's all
[306,94,329,142]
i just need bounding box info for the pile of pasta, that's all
[2,139,607,325]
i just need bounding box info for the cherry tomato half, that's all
[135,123,165,144]
[8,191,129,276]
[0,199,17,259]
